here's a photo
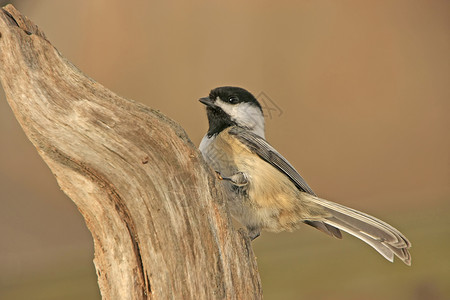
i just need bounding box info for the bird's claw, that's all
[215,171,224,180]
[215,171,248,187]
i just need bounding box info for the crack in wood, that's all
[1,8,19,27]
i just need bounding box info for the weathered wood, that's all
[0,5,262,299]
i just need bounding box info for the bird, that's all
[198,86,411,265]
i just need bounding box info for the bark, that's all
[0,5,262,299]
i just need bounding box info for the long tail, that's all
[306,195,412,265]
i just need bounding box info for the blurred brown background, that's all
[1,1,449,299]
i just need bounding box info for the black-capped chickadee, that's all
[199,86,411,265]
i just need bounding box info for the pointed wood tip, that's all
[1,4,46,38]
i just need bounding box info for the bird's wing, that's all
[229,126,342,238]
[229,126,316,195]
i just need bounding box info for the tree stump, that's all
[0,5,262,299]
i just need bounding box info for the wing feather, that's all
[229,127,316,195]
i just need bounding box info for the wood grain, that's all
[0,5,262,299]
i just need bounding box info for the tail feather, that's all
[304,220,342,239]
[306,195,412,265]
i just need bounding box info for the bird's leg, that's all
[216,171,249,187]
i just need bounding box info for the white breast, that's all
[199,134,213,155]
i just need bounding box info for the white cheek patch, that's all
[214,97,234,115]
[215,98,265,138]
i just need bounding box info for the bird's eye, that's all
[228,96,239,104]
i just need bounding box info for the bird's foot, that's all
[219,171,248,187]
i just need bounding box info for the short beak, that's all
[199,97,215,107]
